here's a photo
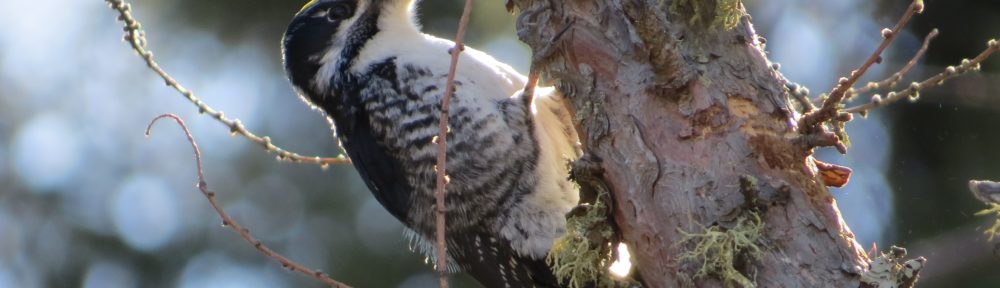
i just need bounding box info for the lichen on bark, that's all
[669,0,743,30]
[547,192,625,288]
[676,212,764,288]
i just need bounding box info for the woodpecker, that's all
[281,0,581,287]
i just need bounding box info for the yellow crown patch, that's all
[299,0,318,12]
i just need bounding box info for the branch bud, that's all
[881,28,894,39]
[866,82,879,90]
[835,112,853,122]
[945,66,957,75]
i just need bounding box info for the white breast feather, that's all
[340,0,582,261]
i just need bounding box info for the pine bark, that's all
[511,0,870,286]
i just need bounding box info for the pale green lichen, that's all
[711,0,741,29]
[669,0,743,30]
[547,194,626,288]
[677,212,764,288]
[833,117,851,148]
[975,203,1000,241]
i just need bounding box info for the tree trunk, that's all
[511,0,869,286]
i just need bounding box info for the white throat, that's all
[312,0,423,92]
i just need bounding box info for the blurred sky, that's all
[0,0,998,287]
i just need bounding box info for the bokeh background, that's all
[0,0,998,287]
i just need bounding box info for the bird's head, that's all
[282,0,414,95]
[282,0,361,94]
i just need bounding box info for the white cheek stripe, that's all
[311,1,373,92]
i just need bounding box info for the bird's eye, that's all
[326,3,353,21]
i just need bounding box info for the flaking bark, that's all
[511,0,869,286]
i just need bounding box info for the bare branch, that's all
[787,83,816,113]
[434,0,475,287]
[106,0,350,167]
[850,29,939,98]
[844,39,999,113]
[145,114,352,288]
[799,0,924,131]
[793,130,846,154]
[789,1,999,156]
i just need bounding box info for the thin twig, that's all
[844,39,999,113]
[849,28,939,99]
[435,0,475,287]
[145,114,351,288]
[787,83,816,113]
[524,70,541,103]
[798,0,924,131]
[106,0,350,167]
